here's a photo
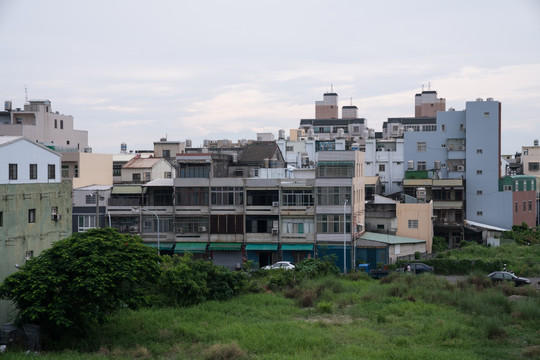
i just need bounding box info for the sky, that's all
[1,0,539,155]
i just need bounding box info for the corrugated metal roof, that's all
[364,176,380,185]
[359,232,425,245]
[145,178,173,187]
[464,220,509,231]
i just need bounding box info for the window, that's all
[0,211,3,227]
[113,164,122,176]
[162,150,170,157]
[523,201,526,212]
[459,124,465,131]
[477,149,483,154]
[316,214,350,234]
[529,200,533,211]
[528,162,539,171]
[86,194,96,204]
[379,164,385,172]
[60,120,63,129]
[317,187,351,206]
[476,170,482,175]
[515,202,518,213]
[477,190,483,195]
[441,124,446,131]
[234,169,243,177]
[9,163,17,180]
[377,224,385,230]
[78,215,96,231]
[484,112,489,117]
[524,149,529,155]
[286,146,294,152]
[164,171,172,179]
[74,165,79,178]
[62,165,69,178]
[30,164,37,179]
[408,219,418,229]
[211,187,244,206]
[254,168,259,177]
[417,161,426,171]
[282,189,314,206]
[54,119,57,128]
[477,211,483,216]
[176,187,209,206]
[48,164,55,179]
[28,209,36,223]
[152,189,173,206]
[503,185,512,191]
[417,142,426,152]
[132,173,141,182]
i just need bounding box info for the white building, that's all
[364,138,404,196]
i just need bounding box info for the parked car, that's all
[487,271,531,286]
[262,261,295,270]
[408,262,434,275]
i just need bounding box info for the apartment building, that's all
[0,136,72,324]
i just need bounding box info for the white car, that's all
[262,261,295,270]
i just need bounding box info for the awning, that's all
[245,243,278,251]
[174,242,207,253]
[112,185,145,194]
[281,244,314,251]
[208,242,242,251]
[144,242,175,250]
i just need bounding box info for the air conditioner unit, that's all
[51,214,62,221]
[457,165,465,171]
[272,201,279,207]
[271,228,279,235]
[198,226,207,233]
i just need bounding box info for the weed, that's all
[522,346,540,359]
[203,342,247,360]
[485,318,507,341]
[317,301,333,314]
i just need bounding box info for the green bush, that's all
[155,255,247,306]
[0,228,160,336]
[294,256,339,278]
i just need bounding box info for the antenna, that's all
[25,84,29,104]
[421,84,424,92]
[428,82,431,91]
[331,84,334,92]
[350,97,353,106]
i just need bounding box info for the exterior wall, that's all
[63,152,113,188]
[365,138,404,195]
[513,190,537,227]
[315,93,338,119]
[0,100,88,152]
[465,100,503,226]
[0,180,72,324]
[389,242,426,264]
[121,160,173,183]
[396,201,434,253]
[522,144,540,176]
[414,91,446,117]
[154,142,185,158]
[0,138,61,184]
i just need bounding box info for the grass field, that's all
[2,272,539,360]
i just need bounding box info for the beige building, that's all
[154,140,186,160]
[414,90,446,117]
[62,152,113,188]
[315,92,338,119]
[522,140,540,176]
[0,99,88,152]
[121,157,175,184]
[396,200,434,253]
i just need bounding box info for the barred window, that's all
[408,219,418,229]
[316,187,351,206]
[282,189,314,206]
[316,214,350,234]
[211,187,243,205]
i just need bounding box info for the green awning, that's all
[111,185,145,194]
[245,243,278,251]
[208,242,242,251]
[145,242,175,250]
[174,242,207,253]
[281,244,314,251]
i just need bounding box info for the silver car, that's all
[262,261,295,270]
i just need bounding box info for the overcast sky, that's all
[1,0,539,154]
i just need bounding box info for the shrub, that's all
[317,301,333,314]
[203,342,248,360]
[295,256,339,278]
[0,228,160,337]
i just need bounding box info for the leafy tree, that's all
[0,228,160,336]
[432,236,448,253]
[503,222,540,245]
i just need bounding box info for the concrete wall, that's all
[396,200,433,253]
[0,180,72,323]
[63,152,113,188]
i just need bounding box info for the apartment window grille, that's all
[175,217,209,234]
[29,164,37,179]
[282,189,314,206]
[477,170,482,175]
[211,187,244,206]
[86,194,96,204]
[286,146,294,152]
[317,164,353,178]
[417,161,426,171]
[162,150,170,157]
[212,214,244,234]
[477,190,483,195]
[379,164,385,172]
[176,187,209,206]
[28,209,36,223]
[316,214,350,234]
[48,164,55,179]
[408,219,418,229]
[316,187,351,206]
[422,125,436,131]
[74,165,79,178]
[62,165,69,178]
[132,173,141,182]
[9,163,17,180]
[417,142,427,152]
[477,149,483,154]
[477,211,483,216]
[142,215,173,233]
[528,162,539,171]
